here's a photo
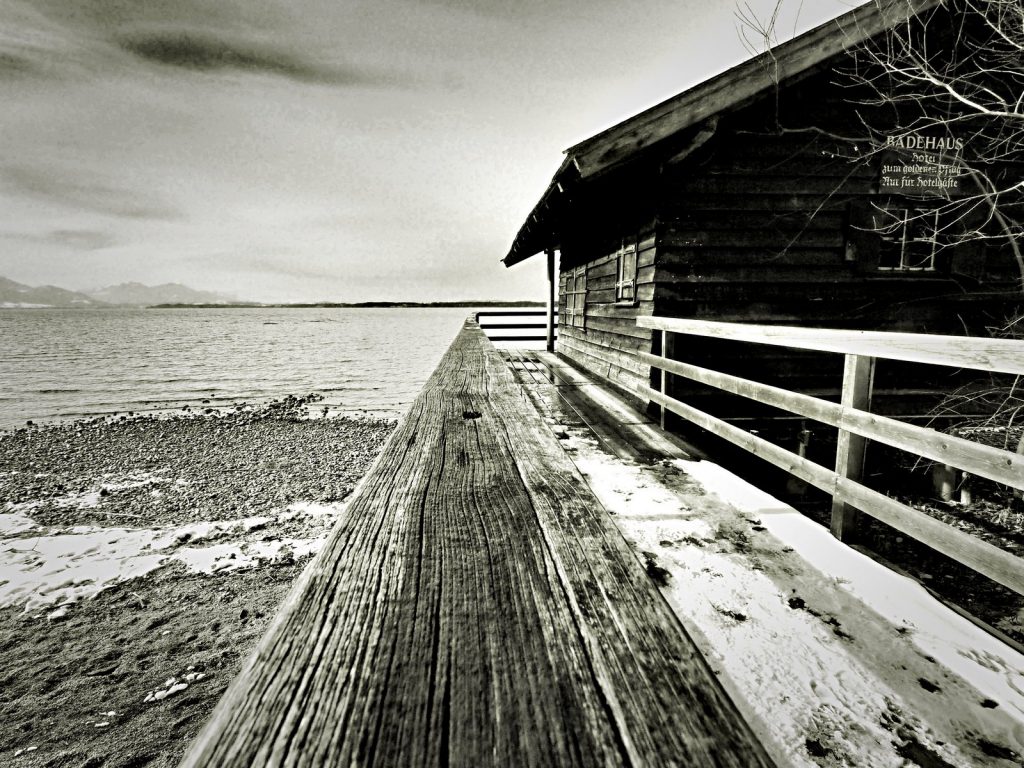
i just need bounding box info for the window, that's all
[615,240,638,302]
[564,266,586,328]
[878,207,940,271]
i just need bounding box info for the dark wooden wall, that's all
[654,73,1019,333]
[553,50,1021,422]
[648,66,1021,422]
[557,228,656,398]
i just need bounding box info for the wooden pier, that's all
[181,319,774,767]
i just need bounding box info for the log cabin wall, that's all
[556,230,657,400]
[650,65,1023,421]
[508,1,1022,482]
[655,75,1020,331]
[556,170,660,400]
[531,4,1022,428]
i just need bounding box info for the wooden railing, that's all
[636,316,1024,596]
[475,309,556,343]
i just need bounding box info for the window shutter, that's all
[615,240,638,302]
[845,200,882,273]
[948,204,989,281]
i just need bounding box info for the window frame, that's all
[614,240,638,303]
[564,266,587,328]
[877,206,941,272]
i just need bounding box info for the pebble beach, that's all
[0,396,395,767]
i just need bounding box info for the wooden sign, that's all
[879,134,966,196]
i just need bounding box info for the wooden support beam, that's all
[547,248,556,353]
[831,354,875,542]
[659,330,674,430]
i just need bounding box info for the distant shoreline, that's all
[145,301,546,309]
[0,301,545,310]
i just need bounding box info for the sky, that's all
[0,0,858,303]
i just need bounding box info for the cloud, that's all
[2,1,410,88]
[0,51,35,78]
[49,229,115,250]
[0,228,115,251]
[116,31,375,86]
[2,166,181,221]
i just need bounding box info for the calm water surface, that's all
[0,307,483,428]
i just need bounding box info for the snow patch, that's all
[564,430,1024,767]
[0,502,347,615]
[0,513,37,535]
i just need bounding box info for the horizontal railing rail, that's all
[476,309,557,342]
[636,315,1024,596]
[638,316,1024,375]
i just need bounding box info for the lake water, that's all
[0,307,527,429]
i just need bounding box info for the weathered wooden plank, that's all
[588,259,619,280]
[478,322,549,329]
[665,211,847,231]
[659,193,850,213]
[657,250,844,268]
[587,301,654,319]
[565,326,650,353]
[561,345,613,381]
[574,316,651,341]
[654,269,855,286]
[635,283,655,302]
[587,288,617,304]
[700,156,876,178]
[557,342,648,399]
[665,176,873,196]
[637,317,1024,375]
[660,229,845,250]
[182,321,772,767]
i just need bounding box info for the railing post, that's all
[659,330,674,430]
[546,248,556,353]
[831,353,875,541]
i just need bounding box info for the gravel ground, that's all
[3,395,391,529]
[0,397,395,768]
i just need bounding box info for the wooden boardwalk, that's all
[181,320,774,767]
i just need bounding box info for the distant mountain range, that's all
[0,277,236,307]
[0,276,543,309]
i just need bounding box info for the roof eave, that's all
[501,0,943,267]
[569,0,941,178]
[502,156,576,267]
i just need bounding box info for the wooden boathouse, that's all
[177,2,1024,764]
[504,0,1023,426]
[499,0,1024,641]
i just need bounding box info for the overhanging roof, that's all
[502,0,943,267]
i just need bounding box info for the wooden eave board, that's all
[502,0,941,265]
[181,321,773,767]
[568,0,941,177]
[503,156,575,267]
